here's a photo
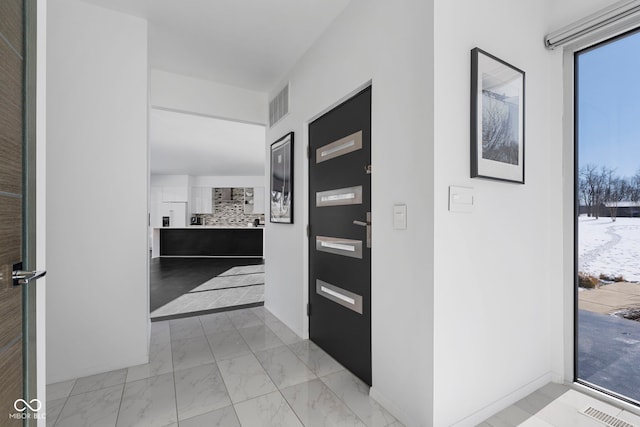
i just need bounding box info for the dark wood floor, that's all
[149,257,264,312]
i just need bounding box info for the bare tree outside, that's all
[603,169,627,221]
[631,169,640,203]
[579,165,640,219]
[579,164,604,218]
[578,167,592,215]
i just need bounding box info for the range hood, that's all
[219,188,233,201]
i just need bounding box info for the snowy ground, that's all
[579,216,640,282]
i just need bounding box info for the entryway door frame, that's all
[0,0,47,423]
[301,79,373,367]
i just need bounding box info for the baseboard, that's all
[451,372,553,427]
[550,370,566,383]
[47,351,150,385]
[369,386,416,427]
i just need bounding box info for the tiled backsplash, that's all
[198,188,264,227]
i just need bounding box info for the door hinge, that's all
[365,164,372,174]
[306,224,310,237]
[307,303,311,317]
[307,145,310,159]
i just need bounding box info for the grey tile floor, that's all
[478,382,640,426]
[46,307,403,427]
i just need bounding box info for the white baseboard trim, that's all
[369,386,416,427]
[451,372,554,427]
[550,371,565,383]
[47,352,149,385]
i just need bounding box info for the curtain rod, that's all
[544,0,640,49]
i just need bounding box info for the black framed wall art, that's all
[270,132,294,223]
[471,47,525,184]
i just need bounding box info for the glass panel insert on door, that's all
[575,28,640,405]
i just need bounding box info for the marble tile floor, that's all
[46,306,403,427]
[478,382,640,426]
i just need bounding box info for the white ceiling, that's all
[81,0,351,177]
[82,0,351,92]
[149,109,265,176]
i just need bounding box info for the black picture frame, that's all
[270,132,294,223]
[471,47,525,184]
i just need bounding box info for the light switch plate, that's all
[449,186,474,213]
[393,204,407,229]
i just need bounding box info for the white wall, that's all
[150,69,268,125]
[46,0,149,382]
[265,1,435,425]
[431,1,560,424]
[431,0,620,425]
[546,0,619,34]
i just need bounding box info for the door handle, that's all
[13,270,46,286]
[352,212,371,248]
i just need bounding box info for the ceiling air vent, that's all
[269,83,289,127]
[580,407,637,427]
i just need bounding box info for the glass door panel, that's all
[576,29,640,404]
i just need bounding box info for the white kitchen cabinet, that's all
[253,187,265,214]
[162,186,188,202]
[243,188,254,214]
[243,187,265,214]
[191,187,213,214]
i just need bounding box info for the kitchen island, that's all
[151,227,264,258]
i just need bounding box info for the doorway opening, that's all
[148,108,267,320]
[575,28,640,405]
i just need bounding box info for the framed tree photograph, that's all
[270,132,294,223]
[471,48,525,183]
